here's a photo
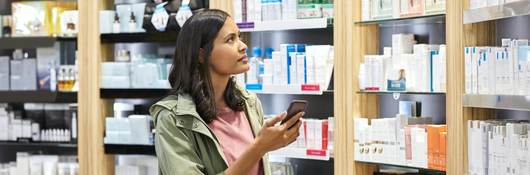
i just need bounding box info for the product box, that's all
[262,0,282,21]
[297,4,323,19]
[37,44,60,91]
[400,0,425,18]
[282,0,297,20]
[0,56,9,90]
[10,59,37,90]
[115,3,146,33]
[425,0,446,15]
[371,0,393,20]
[12,1,55,36]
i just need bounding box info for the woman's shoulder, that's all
[149,94,199,117]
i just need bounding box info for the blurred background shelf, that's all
[104,144,155,155]
[462,94,530,111]
[464,0,530,24]
[355,161,446,174]
[238,18,332,32]
[356,14,445,25]
[0,91,77,103]
[269,147,331,161]
[357,90,445,95]
[100,32,179,43]
[100,88,169,99]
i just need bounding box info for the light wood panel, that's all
[210,0,233,13]
[78,0,114,175]
[446,0,496,174]
[334,0,379,174]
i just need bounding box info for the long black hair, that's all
[169,9,244,124]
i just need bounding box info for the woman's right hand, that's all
[253,112,304,154]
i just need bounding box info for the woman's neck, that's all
[210,72,231,109]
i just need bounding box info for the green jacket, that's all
[149,89,271,175]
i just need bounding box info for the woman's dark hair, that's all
[169,9,244,123]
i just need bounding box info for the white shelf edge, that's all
[269,147,330,161]
[462,94,530,111]
[355,160,435,171]
[239,18,328,32]
[245,84,325,95]
[464,0,530,24]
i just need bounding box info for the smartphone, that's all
[281,100,308,125]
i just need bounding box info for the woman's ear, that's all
[199,48,205,64]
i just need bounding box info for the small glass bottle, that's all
[2,16,12,37]
[112,12,121,33]
[129,11,137,32]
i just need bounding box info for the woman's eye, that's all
[227,37,234,43]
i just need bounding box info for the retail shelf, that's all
[104,144,155,155]
[269,147,331,161]
[0,91,77,103]
[0,36,61,50]
[246,84,330,95]
[0,141,77,154]
[357,90,445,95]
[100,31,179,43]
[462,94,530,111]
[464,0,530,24]
[356,14,445,25]
[238,18,330,32]
[355,161,446,174]
[100,88,170,99]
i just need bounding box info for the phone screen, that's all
[281,100,307,125]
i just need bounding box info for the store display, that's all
[467,120,530,175]
[105,114,153,145]
[272,117,333,153]
[0,103,76,143]
[361,0,446,21]
[11,1,77,36]
[360,34,446,92]
[115,155,158,175]
[465,38,530,95]
[0,153,78,175]
[233,0,332,23]
[101,53,171,89]
[242,44,333,92]
[354,116,446,171]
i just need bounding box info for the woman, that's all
[149,9,303,175]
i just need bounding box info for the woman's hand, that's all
[253,112,304,154]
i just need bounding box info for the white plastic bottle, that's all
[49,60,57,91]
[247,47,262,84]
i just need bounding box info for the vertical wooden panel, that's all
[446,0,496,174]
[210,0,233,13]
[334,0,379,174]
[78,0,114,175]
[333,0,354,174]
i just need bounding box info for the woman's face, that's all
[208,17,249,76]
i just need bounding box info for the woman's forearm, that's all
[224,141,265,175]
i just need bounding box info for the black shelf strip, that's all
[356,161,446,174]
[100,31,179,43]
[0,36,76,50]
[0,91,77,103]
[100,88,169,99]
[104,144,155,155]
[0,141,77,155]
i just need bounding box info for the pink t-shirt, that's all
[208,107,263,175]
